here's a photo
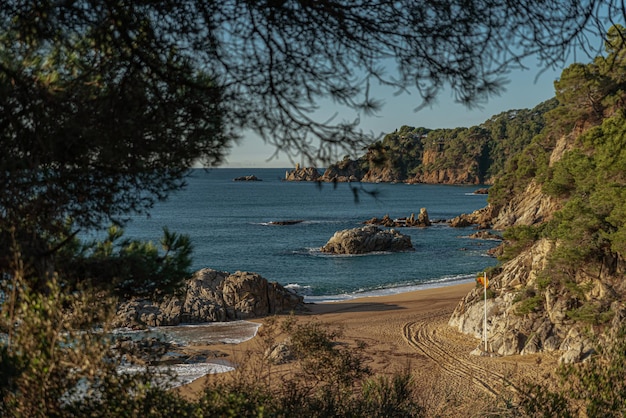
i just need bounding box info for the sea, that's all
[109,168,499,385]
[123,168,499,302]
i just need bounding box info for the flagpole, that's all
[483,271,487,352]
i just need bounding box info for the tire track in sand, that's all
[402,310,518,398]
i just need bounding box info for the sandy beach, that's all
[179,282,559,414]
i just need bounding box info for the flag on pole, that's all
[477,273,489,288]
[477,271,488,352]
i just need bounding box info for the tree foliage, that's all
[512,325,626,417]
[1,1,624,290]
[4,1,626,416]
[487,26,626,350]
[356,100,552,184]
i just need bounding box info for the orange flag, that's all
[477,273,488,288]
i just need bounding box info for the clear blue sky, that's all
[222,62,565,168]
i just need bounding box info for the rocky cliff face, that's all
[448,130,626,362]
[320,159,365,182]
[408,149,483,184]
[410,167,482,185]
[360,166,406,183]
[490,179,562,230]
[450,239,626,362]
[114,269,305,328]
[284,164,321,181]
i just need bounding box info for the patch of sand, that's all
[178,283,560,414]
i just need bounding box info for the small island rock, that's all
[320,225,414,254]
[233,175,261,181]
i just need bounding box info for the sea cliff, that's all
[449,109,626,362]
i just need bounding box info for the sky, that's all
[222,61,566,168]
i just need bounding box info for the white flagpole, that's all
[483,271,487,352]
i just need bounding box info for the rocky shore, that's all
[114,268,305,328]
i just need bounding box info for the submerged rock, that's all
[233,175,261,181]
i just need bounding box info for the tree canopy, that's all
[2,0,625,293]
[4,1,626,415]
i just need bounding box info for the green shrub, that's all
[514,294,544,316]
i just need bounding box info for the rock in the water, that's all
[233,175,261,181]
[114,268,305,328]
[268,220,304,225]
[364,208,431,228]
[320,225,414,254]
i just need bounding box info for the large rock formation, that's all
[449,239,626,362]
[360,166,406,183]
[115,269,305,328]
[364,208,431,227]
[320,158,365,182]
[320,225,414,254]
[408,148,483,184]
[448,129,626,363]
[448,205,496,229]
[284,164,322,181]
[489,179,561,230]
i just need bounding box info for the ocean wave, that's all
[118,360,236,388]
[284,283,313,295]
[303,274,475,303]
[292,247,406,258]
[112,321,261,346]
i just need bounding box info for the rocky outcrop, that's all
[233,175,261,181]
[407,149,483,184]
[467,231,502,241]
[448,128,625,362]
[411,169,482,185]
[320,225,414,254]
[490,180,561,230]
[268,220,304,225]
[448,205,497,229]
[448,239,626,362]
[364,208,431,228]
[284,164,322,181]
[361,166,406,183]
[320,158,365,182]
[115,269,305,328]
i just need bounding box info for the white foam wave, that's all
[284,283,313,295]
[118,360,236,388]
[303,274,475,303]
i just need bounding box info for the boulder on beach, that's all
[320,225,414,255]
[114,268,305,328]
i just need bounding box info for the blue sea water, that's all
[123,168,498,301]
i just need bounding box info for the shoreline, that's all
[301,277,476,303]
[178,281,479,395]
[178,279,559,413]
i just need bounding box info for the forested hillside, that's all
[321,100,557,184]
[451,23,626,378]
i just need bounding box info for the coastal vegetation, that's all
[3,1,626,416]
[340,101,556,185]
[487,25,626,323]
